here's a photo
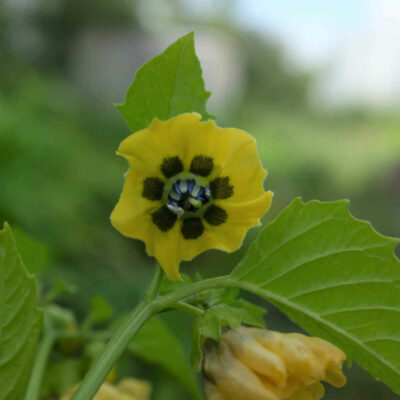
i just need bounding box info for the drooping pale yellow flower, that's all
[61,378,151,400]
[203,326,346,400]
[111,113,273,280]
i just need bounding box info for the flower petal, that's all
[204,380,227,400]
[110,169,158,239]
[203,343,280,400]
[287,382,325,400]
[203,191,273,252]
[218,133,267,203]
[146,223,183,280]
[118,113,203,175]
[223,327,287,387]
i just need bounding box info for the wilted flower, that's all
[203,326,346,400]
[111,113,272,280]
[61,378,151,400]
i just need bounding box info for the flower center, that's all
[167,179,211,217]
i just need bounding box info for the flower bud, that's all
[203,326,346,400]
[61,378,151,400]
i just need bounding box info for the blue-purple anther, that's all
[167,179,211,217]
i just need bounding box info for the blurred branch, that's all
[24,310,56,400]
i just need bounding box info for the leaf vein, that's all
[288,279,395,300]
[236,211,344,280]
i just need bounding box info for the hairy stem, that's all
[71,275,233,400]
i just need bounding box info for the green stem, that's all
[25,311,56,400]
[71,275,233,400]
[71,302,153,400]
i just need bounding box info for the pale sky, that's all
[233,0,400,108]
[233,0,370,67]
[184,0,370,67]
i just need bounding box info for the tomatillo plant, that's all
[1,32,399,400]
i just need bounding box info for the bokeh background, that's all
[1,0,399,399]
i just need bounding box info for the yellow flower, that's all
[61,378,151,400]
[111,113,273,280]
[203,326,346,400]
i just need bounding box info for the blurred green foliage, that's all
[0,0,399,399]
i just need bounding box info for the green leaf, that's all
[117,32,213,133]
[231,199,400,394]
[89,295,113,324]
[0,223,43,400]
[128,316,201,400]
[191,309,221,370]
[12,227,50,274]
[190,303,265,370]
[192,285,266,328]
[224,298,266,328]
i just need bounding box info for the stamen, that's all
[167,179,211,216]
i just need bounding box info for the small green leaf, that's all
[192,285,266,328]
[191,309,221,370]
[128,316,201,400]
[12,227,50,274]
[0,223,43,400]
[89,295,113,324]
[190,303,265,370]
[224,298,266,328]
[117,32,213,133]
[231,199,400,394]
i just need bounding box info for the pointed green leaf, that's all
[128,316,201,400]
[231,199,400,394]
[224,298,266,328]
[117,32,213,133]
[0,223,43,400]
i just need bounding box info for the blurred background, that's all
[0,0,399,399]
